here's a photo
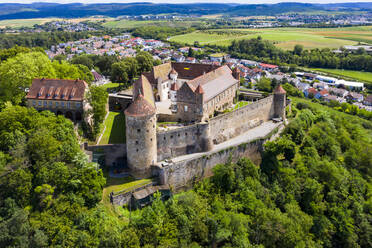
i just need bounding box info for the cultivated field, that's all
[0,17,111,28]
[103,19,203,29]
[170,26,372,50]
[309,68,372,84]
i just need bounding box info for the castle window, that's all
[136,149,139,152]
[150,138,152,141]
[185,132,188,136]
[184,105,188,112]
[147,129,149,133]
[164,137,166,140]
[153,125,155,128]
[67,102,70,109]
[61,102,65,107]
[32,100,36,106]
[38,101,42,106]
[137,129,140,133]
[44,101,47,107]
[49,101,52,107]
[55,102,59,107]
[171,135,173,139]
[136,141,138,145]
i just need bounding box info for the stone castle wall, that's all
[157,123,212,162]
[209,95,275,144]
[154,123,283,189]
[155,95,275,162]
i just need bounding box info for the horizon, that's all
[1,0,372,4]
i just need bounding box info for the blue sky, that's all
[1,0,372,4]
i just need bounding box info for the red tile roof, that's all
[274,85,286,94]
[170,83,179,91]
[26,78,87,101]
[259,63,278,69]
[124,94,156,117]
[195,84,204,94]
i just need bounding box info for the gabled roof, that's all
[26,78,87,101]
[186,65,238,102]
[133,75,155,108]
[195,84,204,94]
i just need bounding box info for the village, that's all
[45,33,372,112]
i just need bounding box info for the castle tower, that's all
[195,84,205,121]
[232,67,241,82]
[274,84,286,120]
[125,94,157,178]
[126,74,157,178]
[169,68,178,81]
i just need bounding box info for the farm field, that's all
[170,26,372,50]
[0,18,48,28]
[0,17,111,28]
[308,68,372,84]
[103,19,203,29]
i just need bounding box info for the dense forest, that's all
[0,96,371,247]
[0,2,371,19]
[0,30,122,49]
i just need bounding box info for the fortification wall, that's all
[209,95,275,144]
[154,123,283,189]
[84,143,126,166]
[157,123,212,162]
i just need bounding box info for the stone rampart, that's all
[154,123,283,190]
[157,123,211,162]
[209,95,275,144]
[84,143,126,166]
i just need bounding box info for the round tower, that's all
[274,84,286,120]
[169,68,178,81]
[125,94,157,178]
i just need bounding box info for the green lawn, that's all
[234,101,250,110]
[169,26,372,50]
[99,82,120,92]
[101,173,152,217]
[99,112,126,145]
[308,68,372,84]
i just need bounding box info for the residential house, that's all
[328,87,348,97]
[363,95,372,106]
[346,92,364,102]
[26,78,90,122]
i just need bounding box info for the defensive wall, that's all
[153,122,283,190]
[156,123,212,162]
[210,95,275,144]
[84,143,126,167]
[155,95,275,161]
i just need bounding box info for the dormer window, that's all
[37,87,45,97]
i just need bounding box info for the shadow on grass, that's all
[108,113,126,144]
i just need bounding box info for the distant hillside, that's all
[0,2,371,20]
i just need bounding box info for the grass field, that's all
[103,19,203,29]
[99,112,126,145]
[308,68,372,84]
[0,17,111,28]
[101,173,152,217]
[0,18,48,28]
[170,26,372,50]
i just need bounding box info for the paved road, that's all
[162,121,282,164]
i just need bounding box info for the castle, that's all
[124,62,286,179]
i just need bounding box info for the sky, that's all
[1,0,372,4]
